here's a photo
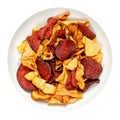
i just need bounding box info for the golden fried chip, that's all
[31,90,51,101]
[75,62,85,89]
[77,40,84,49]
[37,40,52,59]
[41,39,50,48]
[69,97,79,103]
[73,30,83,41]
[17,40,28,53]
[63,58,72,65]
[56,84,82,98]
[50,24,61,40]
[25,71,39,81]
[63,58,78,70]
[68,24,77,33]
[93,51,103,63]
[30,76,56,94]
[74,49,84,56]
[48,95,70,104]
[55,60,63,70]
[55,67,68,84]
[82,36,100,56]
[21,58,36,69]
[76,62,84,77]
[20,44,37,70]
[32,26,39,34]
[68,24,83,42]
[32,77,46,89]
[41,51,54,60]
[62,95,70,104]
[48,97,61,104]
[42,83,56,94]
[58,20,89,26]
[54,38,63,47]
[48,95,80,104]
[65,26,70,39]
[77,77,86,90]
[21,56,37,70]
[56,60,62,66]
[22,44,36,57]
[36,45,43,57]
[69,35,75,41]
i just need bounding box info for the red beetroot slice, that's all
[55,30,66,39]
[48,60,63,82]
[37,27,48,40]
[44,17,57,39]
[47,44,55,54]
[65,70,77,90]
[27,34,41,52]
[47,17,57,26]
[37,17,57,40]
[37,59,52,81]
[55,39,77,61]
[47,30,66,54]
[81,57,103,79]
[47,38,56,54]
[79,23,96,39]
[27,17,57,52]
[65,71,73,90]
[71,70,77,88]
[17,64,37,91]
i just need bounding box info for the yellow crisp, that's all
[75,62,85,89]
[32,26,39,34]
[20,43,37,70]
[48,97,61,104]
[55,67,68,84]
[31,90,51,101]
[32,77,46,89]
[82,36,100,56]
[41,51,54,60]
[56,84,82,98]
[42,83,56,94]
[17,40,28,53]
[93,51,103,63]
[24,71,39,81]
[63,58,78,70]
[58,20,89,26]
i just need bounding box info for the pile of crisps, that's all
[17,11,103,105]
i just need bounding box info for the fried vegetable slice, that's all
[56,84,82,98]
[55,39,77,61]
[63,58,78,70]
[17,40,28,53]
[81,57,103,79]
[17,64,37,91]
[37,59,52,81]
[75,62,86,89]
[20,43,37,70]
[82,36,100,56]
[31,90,51,101]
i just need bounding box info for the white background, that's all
[0,0,119,119]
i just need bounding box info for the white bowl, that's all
[8,8,112,111]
